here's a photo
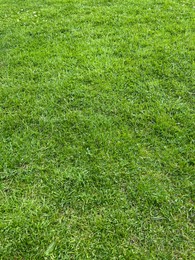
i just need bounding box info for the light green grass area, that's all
[0,0,194,259]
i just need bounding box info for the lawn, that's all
[0,0,194,259]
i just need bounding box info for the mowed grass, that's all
[0,0,194,258]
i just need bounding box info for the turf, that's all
[0,0,194,259]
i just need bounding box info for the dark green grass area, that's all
[0,0,194,258]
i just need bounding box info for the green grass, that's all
[0,0,194,259]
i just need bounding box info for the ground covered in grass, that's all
[0,0,194,259]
